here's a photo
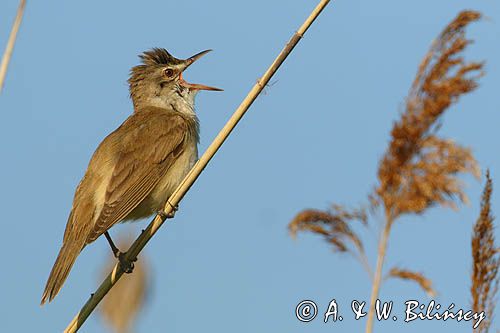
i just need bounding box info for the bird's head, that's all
[128,48,222,112]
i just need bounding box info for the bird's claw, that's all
[158,203,178,219]
[118,252,135,274]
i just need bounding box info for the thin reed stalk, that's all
[64,1,331,332]
[365,210,392,333]
[0,0,26,93]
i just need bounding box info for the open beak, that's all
[179,49,223,92]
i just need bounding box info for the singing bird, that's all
[41,48,222,304]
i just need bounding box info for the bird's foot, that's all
[158,202,178,219]
[117,252,135,274]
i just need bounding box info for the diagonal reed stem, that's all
[64,1,331,331]
[0,0,26,93]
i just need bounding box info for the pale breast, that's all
[126,139,198,220]
[150,140,198,205]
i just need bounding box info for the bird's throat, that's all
[141,89,197,118]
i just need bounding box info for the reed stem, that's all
[64,1,332,331]
[0,0,26,93]
[365,210,392,333]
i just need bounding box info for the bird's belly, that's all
[126,142,198,220]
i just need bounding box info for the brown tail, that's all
[41,241,83,304]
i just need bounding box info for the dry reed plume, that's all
[386,267,436,298]
[471,171,499,333]
[289,205,370,273]
[289,10,483,333]
[376,10,482,219]
[289,204,367,252]
[99,237,149,333]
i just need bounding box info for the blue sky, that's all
[1,1,500,332]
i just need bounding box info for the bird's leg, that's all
[104,231,135,274]
[104,231,120,258]
[157,201,179,219]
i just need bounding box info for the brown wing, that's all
[86,110,187,243]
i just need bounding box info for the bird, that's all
[41,48,222,304]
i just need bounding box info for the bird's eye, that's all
[164,68,174,77]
